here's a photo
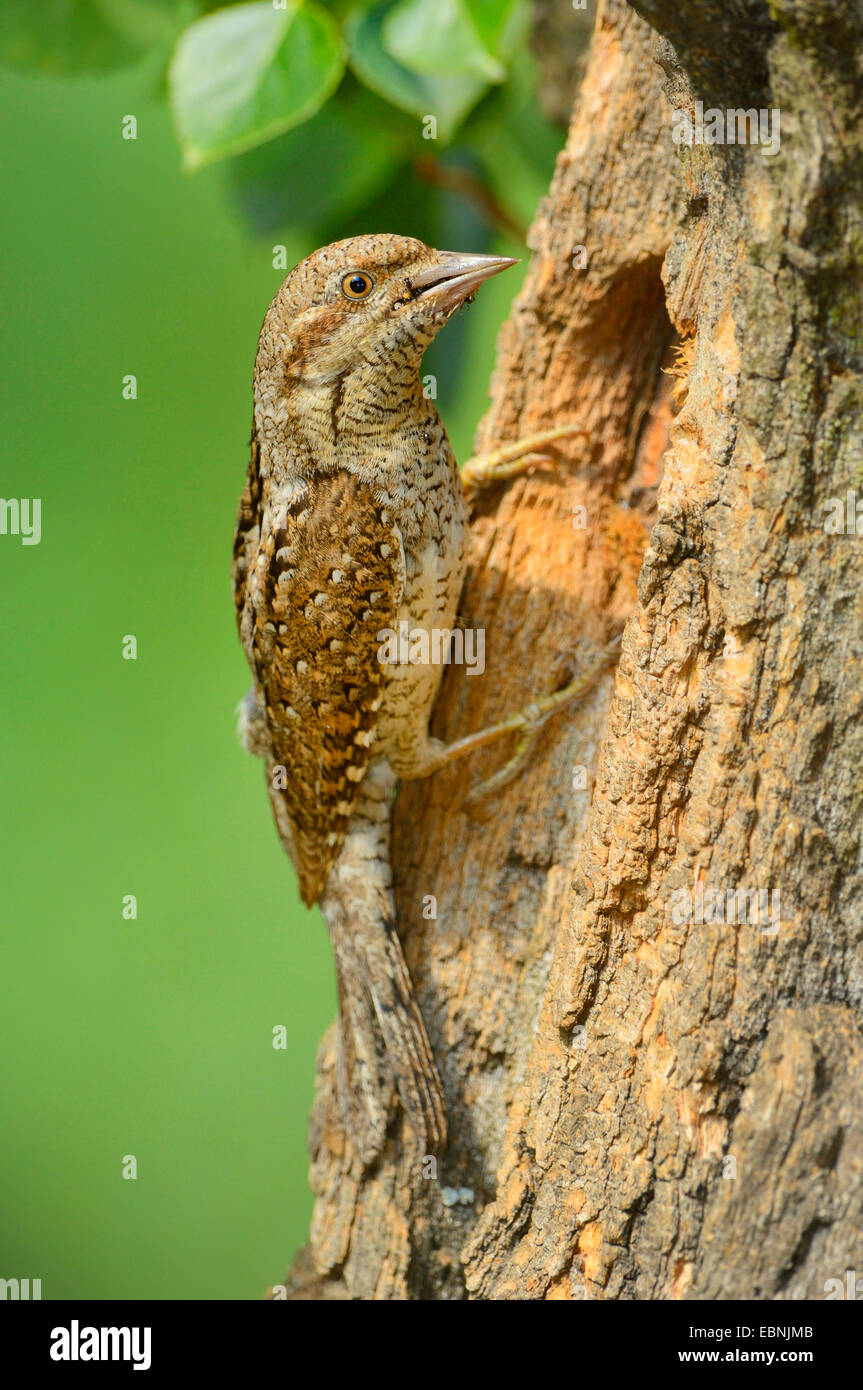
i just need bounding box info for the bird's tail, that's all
[319,760,446,1166]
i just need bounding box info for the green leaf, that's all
[0,0,189,76]
[345,1,488,142]
[169,1,345,170]
[229,87,410,234]
[382,0,504,82]
[462,0,520,55]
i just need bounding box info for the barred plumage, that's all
[233,234,516,1161]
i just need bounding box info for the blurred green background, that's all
[0,0,570,1299]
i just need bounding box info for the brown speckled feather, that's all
[233,453,403,906]
[231,419,261,628]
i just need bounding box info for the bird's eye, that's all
[342,271,374,300]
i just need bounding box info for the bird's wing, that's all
[232,419,262,629]
[235,461,404,906]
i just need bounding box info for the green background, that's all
[0,57,536,1298]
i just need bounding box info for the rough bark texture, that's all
[284,0,863,1299]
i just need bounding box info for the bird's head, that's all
[257,233,516,388]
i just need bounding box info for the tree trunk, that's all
[283,0,863,1300]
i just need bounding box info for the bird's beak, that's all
[407,252,518,312]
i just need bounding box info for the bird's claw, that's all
[461,423,588,500]
[463,633,622,809]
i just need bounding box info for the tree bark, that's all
[284,0,863,1299]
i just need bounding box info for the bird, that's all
[232,233,616,1166]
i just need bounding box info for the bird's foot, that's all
[461,423,588,501]
[462,634,621,806]
[403,635,621,801]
